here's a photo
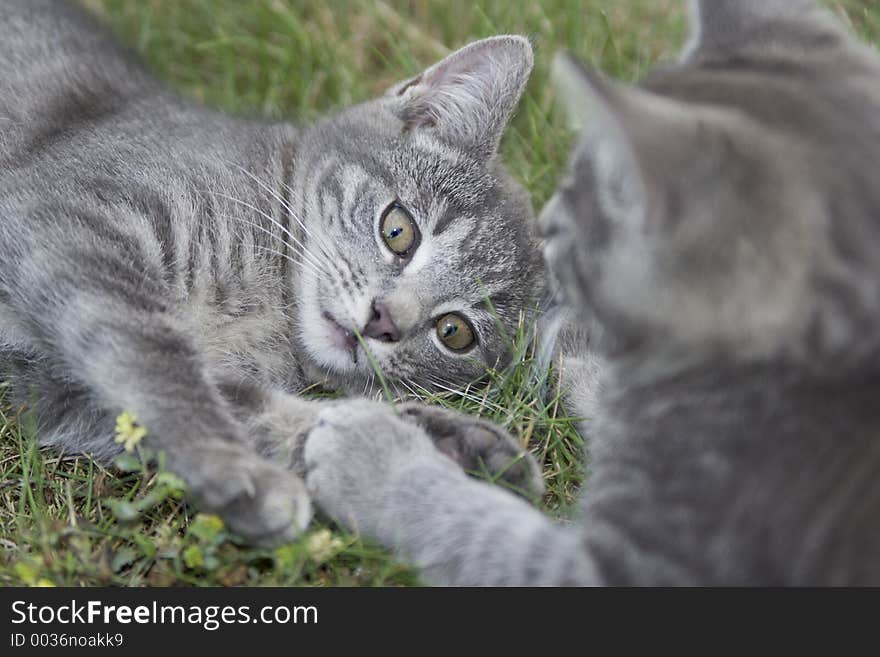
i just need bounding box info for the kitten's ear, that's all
[682,0,822,61]
[551,52,698,227]
[551,51,620,134]
[388,36,534,158]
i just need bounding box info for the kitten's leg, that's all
[303,400,599,586]
[218,380,545,497]
[216,379,324,476]
[14,293,309,543]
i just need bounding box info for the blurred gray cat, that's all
[302,0,880,585]
[0,0,544,543]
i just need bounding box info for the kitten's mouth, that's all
[322,311,359,364]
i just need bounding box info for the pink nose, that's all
[362,301,401,343]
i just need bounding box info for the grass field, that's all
[2,0,878,587]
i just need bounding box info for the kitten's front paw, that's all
[303,400,458,533]
[397,403,545,498]
[182,444,312,545]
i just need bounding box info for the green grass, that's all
[2,0,878,587]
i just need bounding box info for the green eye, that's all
[436,313,475,352]
[381,203,419,256]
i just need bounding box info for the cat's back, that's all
[0,0,288,246]
[0,0,162,161]
[0,1,296,360]
[0,1,286,185]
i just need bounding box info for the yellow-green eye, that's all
[436,313,475,352]
[381,203,419,256]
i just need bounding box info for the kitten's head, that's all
[292,37,543,392]
[542,0,880,372]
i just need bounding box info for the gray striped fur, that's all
[0,0,542,542]
[303,0,880,585]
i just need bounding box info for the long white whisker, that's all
[398,378,418,399]
[391,379,411,403]
[402,378,432,403]
[424,377,506,414]
[274,175,338,260]
[407,379,425,400]
[211,191,329,274]
[253,245,326,280]
[230,163,337,262]
[217,212,328,280]
[212,192,326,270]
[217,211,308,260]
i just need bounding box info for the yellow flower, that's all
[14,561,38,585]
[183,545,204,569]
[14,561,54,587]
[114,411,148,453]
[305,529,345,564]
[188,514,225,542]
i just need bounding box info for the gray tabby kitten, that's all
[0,0,543,543]
[302,0,880,585]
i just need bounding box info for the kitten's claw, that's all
[397,403,545,498]
[178,444,312,545]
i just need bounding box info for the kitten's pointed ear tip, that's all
[551,52,617,128]
[502,34,535,57]
[485,34,533,51]
[476,34,535,72]
[551,51,610,96]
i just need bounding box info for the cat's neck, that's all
[177,123,306,388]
[205,122,303,268]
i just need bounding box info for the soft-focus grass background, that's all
[2,0,878,587]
